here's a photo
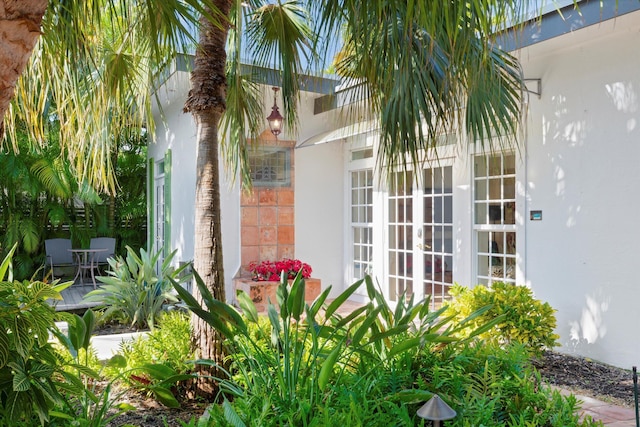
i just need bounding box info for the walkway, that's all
[557,388,638,426]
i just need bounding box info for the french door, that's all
[387,164,454,308]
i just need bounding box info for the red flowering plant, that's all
[247,258,312,282]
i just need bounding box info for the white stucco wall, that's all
[295,141,345,297]
[295,99,346,296]
[517,10,640,367]
[151,70,241,300]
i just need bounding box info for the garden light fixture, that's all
[416,394,457,426]
[267,86,283,137]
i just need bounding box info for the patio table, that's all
[69,248,107,289]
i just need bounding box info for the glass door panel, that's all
[388,171,414,302]
[422,166,454,309]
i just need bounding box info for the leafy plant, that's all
[51,309,137,426]
[0,244,72,425]
[169,271,600,426]
[410,343,603,426]
[111,310,195,375]
[84,246,191,329]
[105,310,198,406]
[445,282,560,356]
[0,123,147,281]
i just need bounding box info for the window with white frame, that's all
[474,153,516,285]
[350,169,373,280]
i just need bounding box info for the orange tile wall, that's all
[240,132,295,275]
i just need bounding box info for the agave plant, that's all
[84,246,191,330]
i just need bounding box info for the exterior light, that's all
[267,86,283,137]
[416,394,457,426]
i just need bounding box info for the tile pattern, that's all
[240,133,296,270]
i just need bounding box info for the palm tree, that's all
[184,1,314,396]
[313,1,526,175]
[1,0,218,194]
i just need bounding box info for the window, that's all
[351,169,373,280]
[474,153,516,285]
[249,147,291,187]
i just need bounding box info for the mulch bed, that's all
[534,350,638,408]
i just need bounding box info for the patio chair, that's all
[44,238,74,280]
[89,237,116,273]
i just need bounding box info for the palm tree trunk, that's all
[184,1,231,399]
[0,1,48,133]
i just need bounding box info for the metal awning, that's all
[296,121,377,148]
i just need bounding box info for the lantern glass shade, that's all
[267,106,283,136]
[267,87,283,137]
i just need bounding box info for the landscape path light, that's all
[416,394,456,426]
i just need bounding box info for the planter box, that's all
[234,277,321,312]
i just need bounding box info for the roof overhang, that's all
[497,0,640,51]
[296,121,377,149]
[154,54,339,95]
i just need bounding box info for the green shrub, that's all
[175,273,599,427]
[445,282,559,356]
[84,246,191,329]
[51,309,135,425]
[109,310,195,378]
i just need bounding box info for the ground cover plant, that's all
[171,272,603,426]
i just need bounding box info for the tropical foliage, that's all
[0,0,552,401]
[110,311,195,377]
[170,272,600,426]
[85,246,191,330]
[311,1,526,177]
[2,0,218,194]
[0,245,72,425]
[0,124,147,281]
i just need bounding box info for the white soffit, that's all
[296,121,377,149]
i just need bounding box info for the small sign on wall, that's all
[530,210,542,221]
